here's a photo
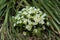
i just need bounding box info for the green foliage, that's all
[0,0,60,40]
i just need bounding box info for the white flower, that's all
[17,17,20,20]
[37,9,40,11]
[20,20,22,23]
[23,19,27,24]
[26,25,32,31]
[42,26,45,30]
[28,10,32,14]
[41,14,46,18]
[22,12,28,15]
[18,11,22,13]
[26,6,29,9]
[15,14,20,19]
[28,20,32,25]
[12,16,15,18]
[39,20,44,24]
[34,9,37,11]
[17,21,20,24]
[47,22,50,26]
[21,16,24,18]
[22,8,26,11]
[23,32,26,36]
[32,22,38,25]
[29,7,33,10]
[33,29,38,33]
[33,14,40,23]
[39,11,42,14]
[14,23,16,26]
[27,14,30,18]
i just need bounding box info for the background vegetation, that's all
[0,0,60,40]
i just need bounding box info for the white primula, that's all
[21,16,24,18]
[18,11,22,13]
[22,11,28,15]
[27,14,30,18]
[34,14,40,23]
[29,7,33,10]
[32,22,38,25]
[17,21,20,24]
[23,19,27,24]
[28,20,32,25]
[39,20,45,24]
[14,23,16,26]
[33,29,38,33]
[47,22,50,26]
[26,25,32,31]
[20,20,22,23]
[28,10,33,14]
[15,14,20,20]
[17,17,20,20]
[12,6,48,32]
[23,31,26,36]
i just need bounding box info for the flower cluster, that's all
[12,6,49,36]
